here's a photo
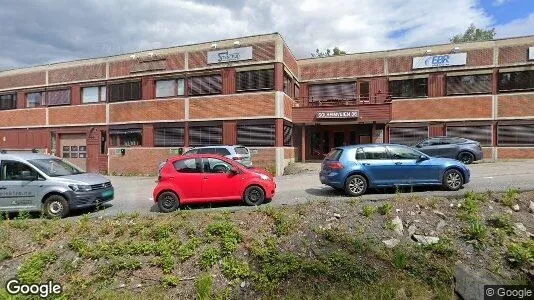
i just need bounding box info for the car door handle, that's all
[395,162,403,165]
[203,177,208,180]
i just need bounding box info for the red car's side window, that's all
[173,158,201,173]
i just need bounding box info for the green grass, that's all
[205,220,242,254]
[264,207,294,236]
[463,218,488,249]
[17,251,58,283]
[200,247,221,270]
[361,205,376,218]
[506,240,534,268]
[221,257,250,280]
[160,275,180,287]
[502,187,520,207]
[487,214,515,235]
[377,203,393,215]
[195,273,214,300]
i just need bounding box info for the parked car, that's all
[183,145,253,167]
[413,137,483,164]
[319,144,470,196]
[0,151,113,218]
[153,154,275,212]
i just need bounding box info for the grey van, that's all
[0,151,113,218]
[183,145,253,167]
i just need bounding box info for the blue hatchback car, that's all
[319,144,470,196]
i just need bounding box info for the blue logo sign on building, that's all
[413,52,467,69]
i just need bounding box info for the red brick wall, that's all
[109,99,185,123]
[189,93,276,119]
[498,147,534,159]
[499,44,531,65]
[391,96,492,120]
[387,56,412,74]
[108,148,176,175]
[0,71,46,89]
[249,148,276,172]
[498,94,534,117]
[165,53,186,71]
[482,147,493,159]
[300,58,384,80]
[49,104,106,125]
[428,73,445,97]
[188,41,276,69]
[466,48,493,67]
[0,109,47,127]
[48,63,106,84]
[283,44,298,76]
[283,95,293,119]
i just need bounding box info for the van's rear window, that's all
[325,149,343,161]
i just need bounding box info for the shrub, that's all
[377,203,393,215]
[361,205,376,218]
[17,251,58,283]
[501,187,520,207]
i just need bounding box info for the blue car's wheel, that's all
[345,175,367,197]
[442,169,463,191]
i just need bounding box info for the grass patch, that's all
[377,203,393,215]
[195,273,213,300]
[17,251,58,283]
[502,187,520,207]
[487,214,515,235]
[506,241,534,269]
[264,207,294,236]
[463,218,488,249]
[205,220,242,254]
[160,275,180,287]
[221,257,250,280]
[361,205,376,218]
[200,247,221,270]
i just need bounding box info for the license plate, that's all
[101,190,114,198]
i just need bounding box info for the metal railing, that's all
[294,93,393,107]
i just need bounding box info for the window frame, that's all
[446,74,492,96]
[109,127,143,147]
[153,125,185,147]
[45,88,72,107]
[173,158,202,173]
[0,160,43,181]
[107,81,142,102]
[236,120,276,147]
[188,74,222,96]
[388,77,428,99]
[0,93,17,110]
[26,91,44,108]
[188,124,223,147]
[81,85,107,104]
[155,78,186,98]
[498,70,534,93]
[236,68,275,93]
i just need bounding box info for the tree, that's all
[311,47,347,58]
[450,24,496,43]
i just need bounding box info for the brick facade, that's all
[48,63,106,84]
[189,93,276,119]
[391,96,493,121]
[497,93,534,118]
[109,98,186,123]
[0,108,47,127]
[49,104,106,125]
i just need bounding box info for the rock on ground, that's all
[391,216,404,235]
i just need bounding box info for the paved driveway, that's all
[86,160,534,217]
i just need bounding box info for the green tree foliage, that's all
[450,24,496,43]
[311,47,347,58]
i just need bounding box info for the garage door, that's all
[60,134,87,171]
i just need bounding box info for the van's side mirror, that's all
[20,170,37,181]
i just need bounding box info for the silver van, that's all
[183,145,253,167]
[0,151,113,218]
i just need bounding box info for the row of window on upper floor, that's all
[308,70,534,101]
[0,68,298,110]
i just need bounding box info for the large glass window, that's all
[389,78,428,98]
[283,124,293,147]
[26,92,44,108]
[389,126,428,146]
[154,126,184,147]
[499,70,534,92]
[498,124,534,146]
[0,94,16,110]
[308,82,356,102]
[108,81,142,102]
[156,78,185,98]
[447,74,492,95]
[446,125,492,146]
[0,161,41,181]
[189,75,222,96]
[46,89,71,106]
[110,127,142,147]
[237,122,275,147]
[189,125,222,146]
[237,69,274,92]
[82,86,106,103]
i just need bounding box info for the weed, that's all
[384,219,396,231]
[487,215,515,235]
[221,257,250,280]
[11,211,30,229]
[0,248,13,262]
[361,205,376,218]
[423,238,458,258]
[101,256,141,276]
[463,218,488,248]
[348,198,360,206]
[506,240,534,268]
[393,248,408,269]
[177,237,201,261]
[206,220,242,254]
[502,187,520,207]
[17,251,57,283]
[459,194,481,220]
[464,191,488,203]
[377,203,393,215]
[200,247,221,270]
[160,275,180,287]
[195,273,213,300]
[264,207,295,236]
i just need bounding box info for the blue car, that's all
[319,144,470,196]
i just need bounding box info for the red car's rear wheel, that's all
[243,186,265,206]
[157,191,179,213]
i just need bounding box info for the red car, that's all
[153,154,276,212]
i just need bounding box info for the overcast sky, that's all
[0,0,533,70]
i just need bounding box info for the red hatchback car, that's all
[153,154,276,212]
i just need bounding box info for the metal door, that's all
[59,134,87,171]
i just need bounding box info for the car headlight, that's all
[259,174,270,181]
[69,184,92,192]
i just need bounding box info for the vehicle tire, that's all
[243,186,265,206]
[157,191,179,213]
[43,195,70,218]
[442,169,463,191]
[345,174,368,197]
[457,152,474,164]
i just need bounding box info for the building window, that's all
[294,85,300,100]
[283,73,292,96]
[108,81,142,102]
[0,94,16,110]
[236,69,274,92]
[26,92,44,108]
[498,124,534,146]
[446,125,492,146]
[499,70,534,92]
[189,74,222,96]
[308,82,356,102]
[154,126,184,147]
[283,123,293,147]
[156,78,185,98]
[46,89,71,106]
[237,122,275,147]
[389,126,428,146]
[110,127,142,147]
[389,78,428,98]
[447,74,492,95]
[82,86,106,103]
[189,125,222,146]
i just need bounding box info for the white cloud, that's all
[0,0,494,69]
[496,13,534,38]
[493,0,512,6]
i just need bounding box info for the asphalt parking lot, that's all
[87,160,534,217]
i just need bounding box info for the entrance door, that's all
[333,132,345,147]
[60,134,87,171]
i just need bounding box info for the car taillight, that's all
[328,162,344,170]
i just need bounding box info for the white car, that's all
[183,145,253,167]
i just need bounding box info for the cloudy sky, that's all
[0,0,533,70]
